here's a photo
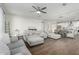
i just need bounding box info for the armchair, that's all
[66,30,75,38]
[67,33,74,38]
[48,32,61,39]
[40,32,47,38]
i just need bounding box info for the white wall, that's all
[6,14,43,36]
[0,7,5,38]
[6,14,79,36]
[44,20,79,33]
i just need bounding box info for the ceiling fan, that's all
[31,5,47,16]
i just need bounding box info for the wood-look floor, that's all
[27,35,79,55]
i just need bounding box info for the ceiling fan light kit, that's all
[36,11,41,14]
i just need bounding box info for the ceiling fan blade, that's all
[41,7,47,10]
[32,6,38,11]
[40,10,47,13]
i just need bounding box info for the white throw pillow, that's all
[0,41,10,55]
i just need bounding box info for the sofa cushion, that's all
[0,41,10,55]
[27,35,44,43]
[1,33,11,44]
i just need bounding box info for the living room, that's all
[1,3,79,55]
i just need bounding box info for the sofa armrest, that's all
[11,46,31,55]
[7,39,25,50]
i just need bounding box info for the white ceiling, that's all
[2,3,79,22]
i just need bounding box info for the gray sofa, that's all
[0,33,31,55]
